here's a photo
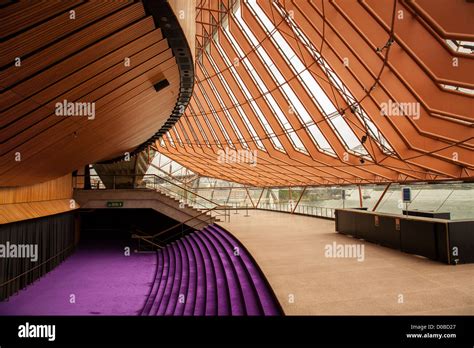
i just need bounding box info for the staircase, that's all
[140,224,283,316]
[74,189,219,230]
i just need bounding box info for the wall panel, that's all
[0,174,76,224]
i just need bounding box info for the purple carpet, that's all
[0,240,156,315]
[0,226,282,316]
[141,225,282,316]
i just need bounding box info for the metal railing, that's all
[257,202,335,219]
[132,211,217,251]
[73,174,231,251]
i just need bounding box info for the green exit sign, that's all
[107,201,123,208]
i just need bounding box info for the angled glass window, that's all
[196,80,236,149]
[193,97,223,148]
[215,30,286,152]
[247,0,371,157]
[166,132,176,148]
[180,117,200,148]
[177,121,192,147]
[251,0,396,158]
[440,83,474,95]
[198,60,249,149]
[443,41,473,93]
[172,128,184,147]
[446,40,473,54]
[225,14,307,154]
[206,49,266,150]
[188,105,211,147]
[235,3,335,156]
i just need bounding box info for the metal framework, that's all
[157,0,473,187]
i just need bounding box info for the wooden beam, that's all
[372,182,392,211]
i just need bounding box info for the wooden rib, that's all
[0,2,146,88]
[0,0,83,38]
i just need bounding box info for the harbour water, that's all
[303,184,474,220]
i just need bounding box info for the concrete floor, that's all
[219,210,474,315]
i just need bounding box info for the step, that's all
[140,225,280,316]
[185,234,206,316]
[196,231,231,315]
[205,226,262,315]
[209,225,281,316]
[141,250,164,315]
[188,233,217,316]
[172,240,189,316]
[156,244,177,315]
[181,236,197,316]
[149,247,170,315]
[201,228,246,315]
[164,243,183,316]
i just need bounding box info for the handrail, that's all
[0,243,75,288]
[258,202,336,219]
[137,205,219,239]
[73,173,221,209]
[74,173,230,246]
[151,174,220,208]
[131,226,164,248]
[161,218,213,243]
[148,161,196,186]
[155,183,217,213]
[134,236,165,250]
[131,205,225,249]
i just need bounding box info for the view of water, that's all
[306,187,474,220]
[188,183,474,220]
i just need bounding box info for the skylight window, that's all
[172,128,183,147]
[177,121,192,147]
[166,132,175,148]
[205,49,266,150]
[193,96,224,149]
[196,81,236,149]
[440,84,474,95]
[246,0,373,157]
[188,105,211,147]
[446,40,473,54]
[233,9,335,155]
[215,32,286,152]
[199,60,249,149]
[443,40,474,95]
[225,14,307,154]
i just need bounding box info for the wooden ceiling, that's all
[157,0,474,187]
[0,0,180,186]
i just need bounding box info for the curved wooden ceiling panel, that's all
[0,1,182,187]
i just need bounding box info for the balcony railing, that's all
[258,202,335,219]
[73,174,335,220]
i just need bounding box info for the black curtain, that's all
[0,212,76,301]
